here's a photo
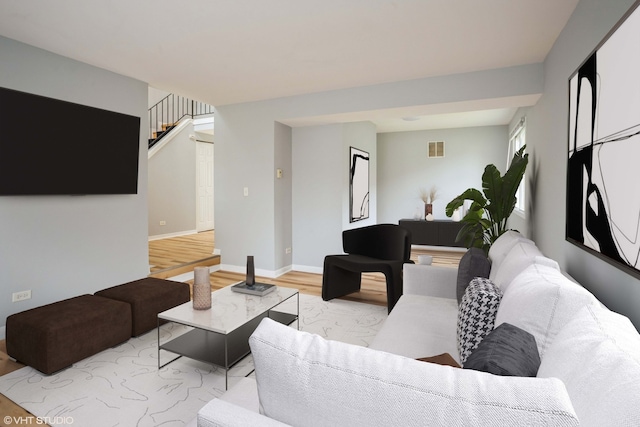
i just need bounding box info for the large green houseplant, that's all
[445,146,528,252]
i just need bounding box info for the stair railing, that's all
[148,94,214,148]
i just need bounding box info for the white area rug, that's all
[0,294,387,426]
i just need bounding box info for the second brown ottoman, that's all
[95,277,191,336]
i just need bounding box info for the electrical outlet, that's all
[285,247,292,254]
[12,290,31,302]
[243,187,249,197]
[159,220,166,226]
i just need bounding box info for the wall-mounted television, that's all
[0,87,141,195]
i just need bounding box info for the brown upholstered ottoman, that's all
[6,294,132,375]
[95,277,191,337]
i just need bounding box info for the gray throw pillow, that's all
[457,277,502,365]
[463,323,541,377]
[456,248,491,304]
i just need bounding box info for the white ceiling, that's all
[0,0,578,131]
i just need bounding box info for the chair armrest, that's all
[197,399,292,427]
[403,263,458,299]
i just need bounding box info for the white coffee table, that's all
[157,284,299,389]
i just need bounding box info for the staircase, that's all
[148,93,214,148]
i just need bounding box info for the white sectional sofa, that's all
[194,231,640,426]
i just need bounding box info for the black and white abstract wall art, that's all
[350,146,370,223]
[566,0,640,277]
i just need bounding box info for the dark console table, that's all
[399,219,465,247]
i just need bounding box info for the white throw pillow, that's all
[537,304,640,427]
[490,241,544,290]
[488,231,535,276]
[495,263,596,358]
[249,318,579,427]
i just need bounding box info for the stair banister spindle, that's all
[147,93,214,149]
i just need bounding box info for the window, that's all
[509,118,526,214]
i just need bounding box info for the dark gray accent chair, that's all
[322,224,413,312]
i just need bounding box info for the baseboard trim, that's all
[292,265,323,275]
[217,264,294,279]
[411,244,467,252]
[167,264,219,282]
[172,263,318,281]
[149,230,198,241]
[274,265,293,278]
[219,264,279,279]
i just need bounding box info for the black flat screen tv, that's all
[0,87,141,195]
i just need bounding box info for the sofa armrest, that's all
[197,399,291,427]
[219,376,260,412]
[403,263,458,299]
[249,318,579,426]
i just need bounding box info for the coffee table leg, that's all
[225,334,229,390]
[297,292,300,330]
[156,320,184,369]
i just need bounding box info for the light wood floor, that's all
[149,230,215,272]
[186,243,462,307]
[0,231,462,424]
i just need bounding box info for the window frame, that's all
[509,118,526,216]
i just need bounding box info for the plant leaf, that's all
[500,145,528,220]
[445,188,486,216]
[445,145,527,251]
[481,164,503,224]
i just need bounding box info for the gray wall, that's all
[377,126,508,224]
[527,0,640,328]
[0,36,149,332]
[214,64,542,275]
[292,125,343,271]
[148,124,197,237]
[292,121,377,272]
[214,106,278,273]
[274,122,293,274]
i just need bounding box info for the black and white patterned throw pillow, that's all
[457,277,503,365]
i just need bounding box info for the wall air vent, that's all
[428,141,445,158]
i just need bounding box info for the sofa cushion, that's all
[402,264,458,299]
[369,294,459,361]
[249,318,579,427]
[490,242,548,292]
[488,230,535,275]
[464,323,540,377]
[495,263,596,358]
[537,304,640,427]
[456,247,491,304]
[198,399,290,427]
[457,278,502,365]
